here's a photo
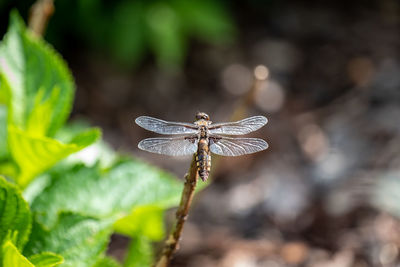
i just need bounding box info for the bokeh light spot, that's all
[254,65,269,80]
[254,80,285,112]
[222,64,253,95]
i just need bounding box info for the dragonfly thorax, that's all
[194,119,211,127]
[199,125,209,138]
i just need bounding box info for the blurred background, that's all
[2,0,400,266]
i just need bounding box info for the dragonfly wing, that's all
[135,116,198,135]
[138,136,198,156]
[209,137,268,156]
[208,116,268,135]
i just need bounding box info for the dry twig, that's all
[155,156,199,267]
[28,0,54,36]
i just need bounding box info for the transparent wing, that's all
[138,136,198,156]
[208,116,268,135]
[135,116,198,135]
[209,137,268,156]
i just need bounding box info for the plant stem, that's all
[28,0,54,37]
[155,156,199,267]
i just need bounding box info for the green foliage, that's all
[0,11,74,136]
[174,0,235,44]
[0,177,63,267]
[0,106,8,160]
[0,176,31,250]
[93,257,122,267]
[2,240,34,267]
[48,0,235,69]
[24,213,114,267]
[8,126,100,188]
[0,11,100,188]
[114,206,164,240]
[54,120,117,169]
[145,2,185,68]
[30,160,181,228]
[123,237,153,267]
[110,1,147,66]
[0,10,184,267]
[28,252,63,267]
[25,159,180,266]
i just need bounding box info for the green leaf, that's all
[64,138,116,169]
[55,120,116,168]
[31,159,182,228]
[8,125,100,188]
[22,174,51,205]
[25,87,61,137]
[0,11,75,136]
[2,240,34,267]
[0,105,8,160]
[69,128,102,148]
[123,237,153,267]
[93,256,122,267]
[28,252,63,267]
[0,176,31,250]
[0,161,18,179]
[114,206,164,240]
[24,213,114,267]
[0,73,10,104]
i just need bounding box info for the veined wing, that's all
[135,116,198,135]
[208,116,268,135]
[138,136,198,156]
[209,136,268,156]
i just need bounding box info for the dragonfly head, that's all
[195,112,210,121]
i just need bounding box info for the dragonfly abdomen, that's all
[196,138,211,181]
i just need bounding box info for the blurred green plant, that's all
[0,11,182,267]
[46,0,235,69]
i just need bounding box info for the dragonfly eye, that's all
[195,112,210,121]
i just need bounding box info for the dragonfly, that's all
[135,112,268,181]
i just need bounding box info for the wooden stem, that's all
[154,156,199,267]
[28,0,54,37]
